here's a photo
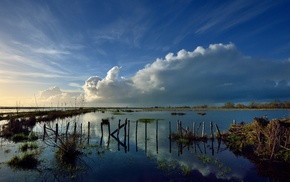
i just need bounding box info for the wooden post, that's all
[145,121,147,153]
[193,122,196,137]
[215,124,221,139]
[66,122,70,140]
[88,121,90,144]
[128,120,130,151]
[107,122,111,147]
[117,119,121,138]
[233,119,236,125]
[74,122,77,135]
[179,120,183,137]
[169,121,171,153]
[43,124,46,141]
[108,121,111,135]
[210,121,213,139]
[156,120,158,154]
[211,139,214,156]
[101,123,103,136]
[136,120,138,152]
[169,121,171,140]
[55,123,58,143]
[80,123,83,143]
[201,121,205,137]
[124,119,127,153]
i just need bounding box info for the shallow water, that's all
[0,109,289,181]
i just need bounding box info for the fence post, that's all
[201,121,205,137]
[145,121,147,153]
[74,122,77,135]
[193,122,196,137]
[156,120,158,154]
[66,122,70,140]
[43,124,46,141]
[136,120,138,151]
[210,121,213,139]
[55,123,58,143]
[128,120,130,151]
[215,124,221,139]
[88,121,90,144]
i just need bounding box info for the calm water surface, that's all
[0,109,289,181]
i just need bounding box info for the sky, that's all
[0,0,290,107]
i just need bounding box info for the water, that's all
[0,109,289,181]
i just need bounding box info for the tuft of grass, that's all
[7,152,39,169]
[12,133,28,142]
[19,142,38,152]
[29,132,38,141]
[55,135,82,165]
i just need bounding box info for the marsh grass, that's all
[19,142,38,152]
[55,134,82,165]
[12,133,28,142]
[7,151,40,169]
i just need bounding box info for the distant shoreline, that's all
[0,106,289,112]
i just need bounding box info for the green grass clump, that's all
[7,152,39,169]
[56,135,82,165]
[19,142,38,152]
[28,132,38,141]
[12,133,28,142]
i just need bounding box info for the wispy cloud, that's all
[194,1,274,34]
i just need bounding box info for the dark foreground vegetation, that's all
[0,108,96,137]
[226,117,290,162]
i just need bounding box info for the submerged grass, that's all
[7,151,40,169]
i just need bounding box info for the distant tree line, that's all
[222,100,290,109]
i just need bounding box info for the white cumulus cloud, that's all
[83,43,290,106]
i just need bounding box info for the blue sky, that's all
[0,0,290,107]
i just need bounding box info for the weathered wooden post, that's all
[108,121,111,135]
[201,121,205,138]
[124,119,127,153]
[233,119,236,125]
[117,119,121,138]
[80,123,83,143]
[55,123,58,143]
[107,121,111,147]
[169,121,171,140]
[101,123,104,137]
[193,122,196,137]
[43,124,46,141]
[66,122,70,140]
[169,120,172,153]
[74,122,77,135]
[88,121,90,144]
[156,120,158,154]
[128,120,130,151]
[215,124,221,139]
[145,121,147,153]
[211,139,214,156]
[179,120,183,137]
[210,121,213,139]
[136,120,138,152]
